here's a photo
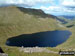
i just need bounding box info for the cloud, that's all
[0,0,75,15]
[61,0,75,8]
[39,0,75,15]
[40,6,64,12]
[0,0,53,7]
[40,5,75,15]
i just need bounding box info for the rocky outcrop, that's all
[0,47,8,56]
[0,47,4,53]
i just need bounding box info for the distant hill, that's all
[58,15,75,19]
[56,17,68,24]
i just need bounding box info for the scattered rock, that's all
[0,53,8,56]
[19,46,58,54]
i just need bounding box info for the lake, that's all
[6,30,72,47]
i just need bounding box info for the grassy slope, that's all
[0,6,68,56]
[56,16,75,50]
[57,24,75,50]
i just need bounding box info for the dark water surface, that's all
[6,30,72,47]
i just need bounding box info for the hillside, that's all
[0,6,67,56]
[57,19,75,49]
[57,26,75,50]
[55,16,75,49]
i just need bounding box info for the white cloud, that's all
[40,6,64,12]
[39,0,75,14]
[0,0,53,6]
[61,0,75,7]
[0,0,75,15]
[40,5,75,14]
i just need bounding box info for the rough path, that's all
[0,53,8,56]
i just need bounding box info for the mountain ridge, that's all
[17,7,57,19]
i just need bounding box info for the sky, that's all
[0,0,75,16]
